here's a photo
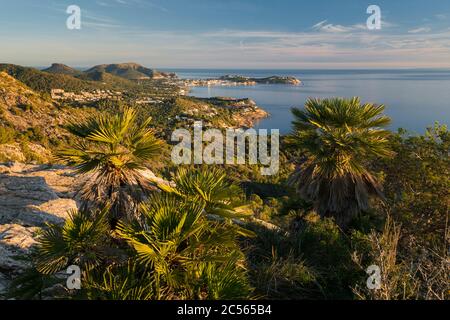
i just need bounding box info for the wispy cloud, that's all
[163,26,450,67]
[96,0,169,12]
[96,1,109,7]
[408,27,431,34]
[82,10,122,29]
[311,20,367,33]
[2,2,449,68]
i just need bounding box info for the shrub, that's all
[351,216,449,300]
[13,180,253,300]
[0,125,15,144]
[297,215,360,298]
[250,253,322,299]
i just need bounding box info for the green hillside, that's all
[42,63,81,76]
[0,64,102,93]
[85,62,156,80]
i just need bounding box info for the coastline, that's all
[182,69,450,135]
[179,74,301,130]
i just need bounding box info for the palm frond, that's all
[36,207,111,275]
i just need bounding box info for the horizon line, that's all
[21,64,450,72]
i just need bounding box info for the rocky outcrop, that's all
[0,163,78,225]
[0,162,78,297]
[195,97,269,128]
[0,143,53,163]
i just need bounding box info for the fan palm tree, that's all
[158,167,249,216]
[25,194,251,300]
[117,192,252,299]
[157,167,254,236]
[36,207,112,275]
[286,97,393,227]
[56,107,163,224]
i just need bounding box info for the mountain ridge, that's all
[0,62,176,94]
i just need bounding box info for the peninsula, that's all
[180,74,302,87]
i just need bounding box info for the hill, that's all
[85,63,176,80]
[42,63,81,76]
[0,72,99,162]
[1,64,152,94]
[0,63,179,96]
[0,64,101,93]
[76,69,136,88]
[86,63,156,80]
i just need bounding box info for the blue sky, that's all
[1,0,450,68]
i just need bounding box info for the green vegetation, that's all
[0,64,99,93]
[13,168,252,300]
[380,124,449,246]
[84,63,165,80]
[4,93,449,301]
[56,107,164,224]
[286,97,393,227]
[0,126,15,144]
[0,63,179,96]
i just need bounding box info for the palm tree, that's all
[22,182,252,300]
[157,166,255,236]
[116,192,252,299]
[286,97,393,227]
[36,207,112,275]
[56,107,163,224]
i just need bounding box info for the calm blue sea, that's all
[164,69,450,135]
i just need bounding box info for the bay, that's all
[165,69,450,135]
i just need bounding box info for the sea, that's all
[165,69,450,135]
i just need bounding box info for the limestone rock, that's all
[0,224,37,270]
[0,163,79,297]
[0,163,78,226]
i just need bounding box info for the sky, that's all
[1,0,450,69]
